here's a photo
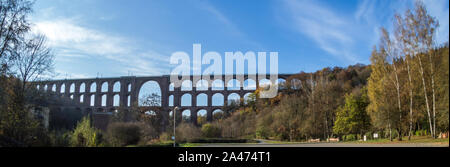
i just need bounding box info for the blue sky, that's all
[31,0,449,79]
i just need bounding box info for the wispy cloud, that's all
[32,18,172,78]
[195,0,263,49]
[422,0,449,44]
[281,0,359,63]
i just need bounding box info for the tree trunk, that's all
[392,60,403,141]
[428,51,436,139]
[405,56,414,141]
[417,55,433,138]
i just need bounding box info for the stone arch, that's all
[101,94,107,106]
[212,93,224,106]
[90,82,97,92]
[259,78,271,89]
[44,84,48,91]
[244,79,257,90]
[113,94,120,106]
[51,84,56,92]
[113,81,120,92]
[127,95,131,107]
[181,93,192,107]
[227,93,240,105]
[212,109,224,120]
[60,83,65,93]
[169,83,175,91]
[196,93,207,106]
[181,80,192,91]
[128,83,132,92]
[80,94,84,103]
[212,79,224,90]
[196,79,208,91]
[243,93,254,104]
[101,82,108,92]
[69,83,75,93]
[138,80,162,107]
[90,95,95,106]
[80,83,86,93]
[227,79,241,90]
[70,94,74,100]
[197,109,207,125]
[169,95,174,106]
[277,78,287,89]
[182,109,191,122]
[291,78,301,90]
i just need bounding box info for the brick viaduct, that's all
[35,74,295,126]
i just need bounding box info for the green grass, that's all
[262,140,307,144]
[179,143,201,147]
[344,136,449,145]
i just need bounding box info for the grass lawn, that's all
[344,136,449,145]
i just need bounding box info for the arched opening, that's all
[69,83,75,93]
[70,94,74,100]
[128,83,131,92]
[181,94,192,107]
[277,79,287,90]
[196,93,207,106]
[101,82,108,92]
[212,109,224,120]
[212,80,224,90]
[113,81,120,92]
[60,83,65,93]
[227,79,241,90]
[80,94,84,103]
[243,93,254,105]
[181,80,192,91]
[169,95,174,106]
[259,79,271,89]
[182,109,191,122]
[197,109,207,125]
[145,110,157,116]
[80,83,85,93]
[244,79,257,90]
[51,84,56,92]
[36,85,40,90]
[227,93,240,106]
[113,95,120,107]
[169,83,174,91]
[90,95,95,106]
[90,82,97,92]
[212,93,224,106]
[44,85,48,91]
[291,79,301,89]
[138,80,162,107]
[196,80,208,91]
[127,95,131,107]
[101,95,107,106]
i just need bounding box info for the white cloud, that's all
[32,18,172,78]
[422,0,449,44]
[282,0,359,63]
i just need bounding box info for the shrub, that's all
[343,134,357,141]
[106,122,141,147]
[201,123,221,138]
[256,125,270,139]
[176,123,201,142]
[415,130,428,136]
[70,116,103,147]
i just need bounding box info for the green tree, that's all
[333,88,371,138]
[70,116,103,147]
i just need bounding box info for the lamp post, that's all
[173,106,179,147]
